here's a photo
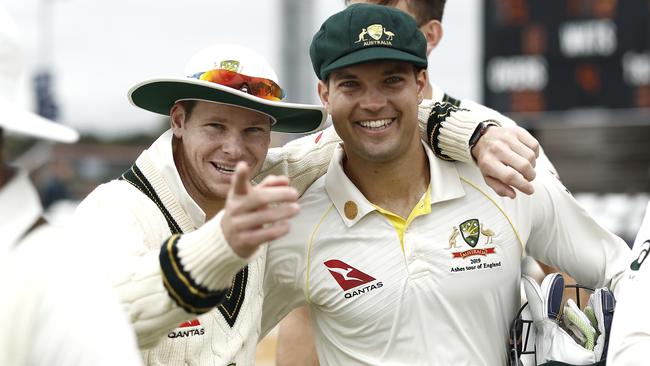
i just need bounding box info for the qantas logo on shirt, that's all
[168,318,205,339]
[325,259,375,290]
[324,259,383,299]
[179,319,201,328]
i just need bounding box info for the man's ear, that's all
[317,80,331,113]
[416,69,427,103]
[419,20,443,56]
[170,103,186,138]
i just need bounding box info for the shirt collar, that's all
[325,141,465,227]
[0,169,43,251]
[143,130,206,228]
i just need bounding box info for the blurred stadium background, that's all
[3,0,649,364]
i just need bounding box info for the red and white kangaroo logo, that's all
[179,319,201,328]
[324,259,375,291]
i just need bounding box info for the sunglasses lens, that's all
[192,69,283,101]
[249,81,282,101]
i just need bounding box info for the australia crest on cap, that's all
[218,59,241,73]
[355,23,396,46]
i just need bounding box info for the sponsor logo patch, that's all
[324,259,383,299]
[168,318,205,339]
[179,319,201,328]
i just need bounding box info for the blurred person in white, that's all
[71,40,541,364]
[607,201,650,365]
[0,7,142,365]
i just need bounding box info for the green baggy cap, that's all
[310,3,428,80]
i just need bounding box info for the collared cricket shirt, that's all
[262,143,629,366]
[607,200,650,365]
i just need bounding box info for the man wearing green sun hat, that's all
[73,44,331,365]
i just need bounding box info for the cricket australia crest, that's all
[367,24,383,40]
[449,219,499,265]
[219,60,241,72]
[355,24,395,45]
[459,219,480,247]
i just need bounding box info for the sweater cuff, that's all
[158,211,248,314]
[427,102,501,163]
[176,211,248,290]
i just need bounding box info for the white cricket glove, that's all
[522,273,615,365]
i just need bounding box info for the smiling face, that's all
[318,60,425,165]
[171,101,271,207]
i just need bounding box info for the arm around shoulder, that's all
[423,100,550,198]
[255,126,340,196]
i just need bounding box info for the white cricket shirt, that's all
[607,200,650,365]
[262,143,629,365]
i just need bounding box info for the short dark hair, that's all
[344,0,446,25]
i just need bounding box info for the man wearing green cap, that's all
[342,0,558,198]
[260,4,629,364]
[277,1,562,363]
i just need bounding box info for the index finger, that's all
[257,174,291,188]
[231,162,251,195]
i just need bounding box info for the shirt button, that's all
[344,201,358,220]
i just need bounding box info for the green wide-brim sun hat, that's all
[128,77,327,134]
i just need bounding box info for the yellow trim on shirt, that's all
[373,188,432,252]
[306,204,336,304]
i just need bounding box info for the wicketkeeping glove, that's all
[522,273,615,365]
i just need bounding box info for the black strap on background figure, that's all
[442,93,461,107]
[119,164,247,327]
